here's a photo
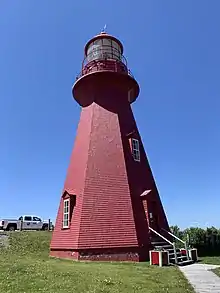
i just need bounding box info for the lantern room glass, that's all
[87,38,122,62]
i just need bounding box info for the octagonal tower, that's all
[50,32,170,261]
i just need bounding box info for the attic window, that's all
[132,138,140,162]
[63,199,70,228]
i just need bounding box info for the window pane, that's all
[132,139,140,162]
[24,216,32,221]
[112,40,121,54]
[87,43,102,61]
[94,39,102,46]
[87,38,121,62]
[133,150,138,156]
[132,139,139,151]
[132,141,135,150]
[63,199,70,228]
[103,38,111,46]
[33,217,41,221]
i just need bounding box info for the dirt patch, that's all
[0,233,9,248]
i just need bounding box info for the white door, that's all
[23,216,33,230]
[32,216,42,230]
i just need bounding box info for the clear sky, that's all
[1,1,220,229]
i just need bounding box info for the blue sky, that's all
[1,1,220,229]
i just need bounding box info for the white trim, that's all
[140,190,151,197]
[149,250,152,265]
[149,226,173,245]
[189,249,192,260]
[167,251,170,265]
[63,199,70,228]
[159,251,162,267]
[189,248,198,261]
[131,138,141,162]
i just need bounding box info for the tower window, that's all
[132,138,140,162]
[63,199,70,228]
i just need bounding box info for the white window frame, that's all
[132,138,141,162]
[63,199,70,228]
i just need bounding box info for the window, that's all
[87,38,122,62]
[142,200,147,213]
[63,199,70,228]
[33,217,41,222]
[62,192,77,229]
[24,216,32,221]
[132,138,140,162]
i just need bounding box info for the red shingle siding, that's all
[77,102,139,249]
[50,89,170,260]
[50,106,93,249]
[119,102,170,237]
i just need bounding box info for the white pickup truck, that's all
[0,215,49,231]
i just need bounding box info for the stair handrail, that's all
[149,227,173,246]
[161,228,185,244]
[149,226,178,264]
[161,228,189,260]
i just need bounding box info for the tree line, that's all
[170,225,220,256]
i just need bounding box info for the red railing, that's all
[75,46,134,80]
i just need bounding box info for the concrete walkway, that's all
[180,263,220,293]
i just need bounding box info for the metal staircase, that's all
[149,227,194,266]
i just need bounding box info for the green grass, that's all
[0,232,194,293]
[213,268,220,277]
[199,256,220,265]
[199,256,220,278]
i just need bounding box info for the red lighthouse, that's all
[50,31,170,261]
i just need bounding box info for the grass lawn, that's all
[199,256,220,279]
[213,268,220,277]
[199,256,220,265]
[0,232,194,293]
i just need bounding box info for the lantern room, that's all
[79,32,129,77]
[85,32,124,62]
[73,31,140,106]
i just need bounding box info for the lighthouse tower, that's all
[50,31,170,261]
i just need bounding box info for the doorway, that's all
[148,201,160,232]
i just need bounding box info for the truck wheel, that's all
[42,224,48,231]
[8,225,15,231]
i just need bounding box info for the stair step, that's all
[151,242,168,246]
[154,246,173,250]
[169,252,182,256]
[177,260,194,266]
[167,248,181,252]
[169,257,188,264]
[170,255,188,260]
[153,242,173,247]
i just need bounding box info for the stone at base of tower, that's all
[50,247,149,262]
